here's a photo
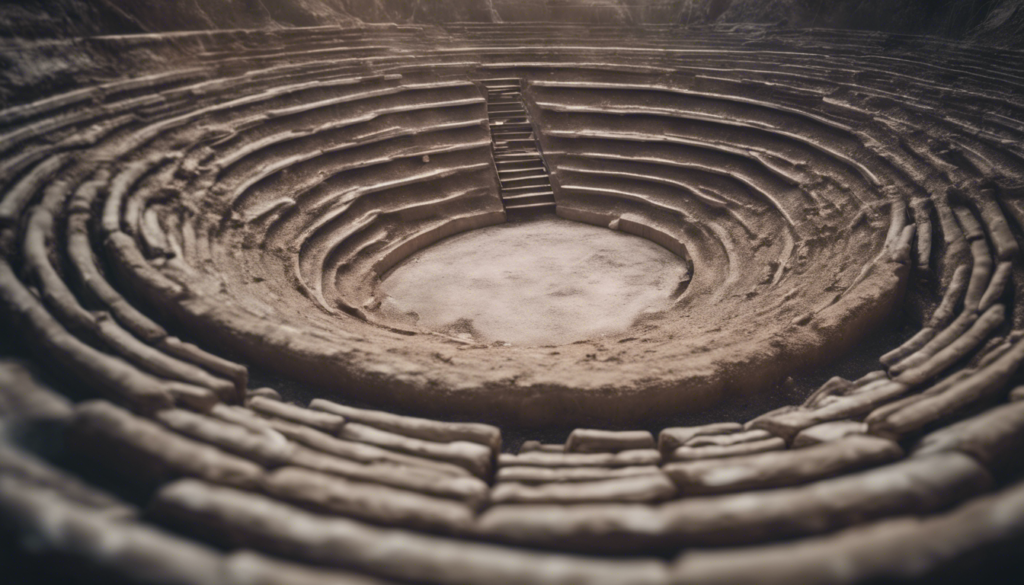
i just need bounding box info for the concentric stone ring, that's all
[2,11,1024,585]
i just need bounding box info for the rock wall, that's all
[1,0,1023,43]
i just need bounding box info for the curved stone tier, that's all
[2,22,1024,584]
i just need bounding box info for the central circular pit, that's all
[374,216,690,346]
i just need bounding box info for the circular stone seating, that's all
[2,21,1024,584]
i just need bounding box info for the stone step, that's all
[502,192,556,207]
[504,201,557,213]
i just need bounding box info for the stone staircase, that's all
[480,78,556,215]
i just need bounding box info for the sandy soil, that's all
[374,216,690,346]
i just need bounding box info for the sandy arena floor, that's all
[374,216,691,346]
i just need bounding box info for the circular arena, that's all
[3,2,1024,583]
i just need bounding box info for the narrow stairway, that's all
[480,78,556,215]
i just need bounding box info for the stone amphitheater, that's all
[3,2,1024,583]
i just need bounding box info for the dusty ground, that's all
[374,215,690,346]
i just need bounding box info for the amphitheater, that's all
[3,2,1024,583]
